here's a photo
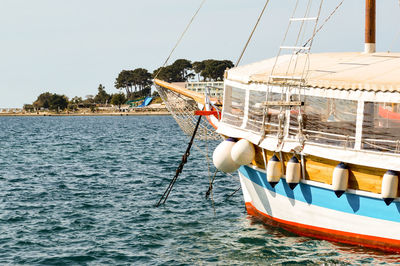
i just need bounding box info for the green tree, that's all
[48,94,68,112]
[115,70,132,98]
[171,59,192,81]
[33,92,68,112]
[153,59,193,82]
[192,61,205,81]
[153,66,173,82]
[23,104,34,112]
[33,92,52,110]
[70,96,83,105]
[68,96,83,111]
[110,93,127,110]
[115,68,152,100]
[81,95,95,108]
[201,59,233,81]
[94,84,111,104]
[130,68,152,97]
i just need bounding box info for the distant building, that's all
[172,81,224,99]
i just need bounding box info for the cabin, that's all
[218,52,400,193]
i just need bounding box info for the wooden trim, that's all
[251,146,399,195]
[153,79,205,105]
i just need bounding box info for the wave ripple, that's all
[0,116,398,264]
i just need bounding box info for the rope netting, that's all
[156,85,222,140]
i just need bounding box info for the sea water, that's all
[0,116,399,265]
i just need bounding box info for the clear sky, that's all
[0,0,399,108]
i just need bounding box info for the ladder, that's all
[268,0,323,88]
[261,0,324,148]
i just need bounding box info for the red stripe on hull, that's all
[245,202,400,254]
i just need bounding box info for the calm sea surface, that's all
[0,116,399,265]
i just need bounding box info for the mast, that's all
[365,0,376,53]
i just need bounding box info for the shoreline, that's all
[0,111,171,117]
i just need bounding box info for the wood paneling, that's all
[251,147,399,195]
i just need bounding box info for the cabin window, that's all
[289,96,357,147]
[246,91,285,135]
[246,90,265,132]
[222,85,246,127]
[362,102,400,153]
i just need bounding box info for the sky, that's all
[0,0,399,108]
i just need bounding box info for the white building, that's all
[172,81,224,99]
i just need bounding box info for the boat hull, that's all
[239,165,400,253]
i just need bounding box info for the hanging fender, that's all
[332,162,349,198]
[267,154,282,188]
[212,138,240,173]
[381,170,399,206]
[231,139,255,166]
[286,155,301,190]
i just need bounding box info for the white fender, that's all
[266,154,282,188]
[381,170,399,206]
[332,162,349,198]
[231,139,255,166]
[212,138,240,173]
[286,156,301,190]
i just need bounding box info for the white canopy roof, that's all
[227,52,400,92]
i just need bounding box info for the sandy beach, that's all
[0,106,170,117]
[0,112,171,117]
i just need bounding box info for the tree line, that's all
[25,58,233,112]
[153,59,233,82]
[25,85,127,112]
[115,58,233,99]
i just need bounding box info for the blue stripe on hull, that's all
[239,165,400,222]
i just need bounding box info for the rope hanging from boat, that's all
[235,0,271,67]
[154,0,207,79]
[225,186,241,200]
[205,169,218,199]
[155,115,203,207]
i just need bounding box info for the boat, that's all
[155,0,400,253]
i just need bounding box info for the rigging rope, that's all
[205,169,218,199]
[259,0,301,147]
[225,186,241,200]
[302,0,345,48]
[154,0,206,79]
[296,0,324,150]
[261,0,325,152]
[235,0,271,67]
[155,115,203,207]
